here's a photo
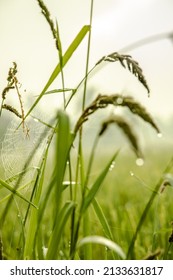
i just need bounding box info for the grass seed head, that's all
[75,93,160,136]
[99,115,142,158]
[96,52,150,96]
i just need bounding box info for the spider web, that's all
[1,115,50,188]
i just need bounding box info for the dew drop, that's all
[116,97,123,105]
[130,171,134,176]
[42,246,48,256]
[109,161,115,171]
[33,118,39,123]
[136,158,144,166]
[157,132,162,138]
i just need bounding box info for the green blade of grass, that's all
[46,201,76,260]
[77,235,126,259]
[44,88,75,95]
[23,171,44,259]
[92,198,117,259]
[92,198,114,240]
[23,126,53,259]
[0,178,37,208]
[22,25,90,121]
[55,111,73,209]
[82,151,119,213]
[0,180,34,204]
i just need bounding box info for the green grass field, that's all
[0,0,173,260]
[0,142,173,260]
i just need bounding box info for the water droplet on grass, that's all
[116,97,123,105]
[33,117,39,123]
[130,171,134,176]
[157,132,162,138]
[109,161,115,171]
[136,158,144,166]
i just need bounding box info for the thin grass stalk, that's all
[70,135,99,259]
[23,141,50,259]
[83,211,92,259]
[7,199,25,259]
[67,155,73,201]
[55,20,66,109]
[82,0,94,110]
[82,134,99,198]
[81,134,99,260]
[70,138,85,258]
[78,0,94,259]
[65,65,96,108]
[127,155,173,259]
[92,198,116,259]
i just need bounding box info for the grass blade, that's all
[92,198,117,259]
[0,178,37,208]
[23,25,90,121]
[23,151,47,259]
[46,201,76,260]
[92,198,114,241]
[82,151,119,213]
[55,111,72,209]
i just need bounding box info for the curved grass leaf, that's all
[77,235,126,259]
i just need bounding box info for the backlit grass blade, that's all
[0,178,37,208]
[82,151,119,213]
[92,198,117,259]
[44,88,75,95]
[92,198,114,241]
[46,201,76,260]
[77,235,126,259]
[55,111,73,209]
[23,25,90,121]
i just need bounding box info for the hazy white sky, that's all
[0,0,173,121]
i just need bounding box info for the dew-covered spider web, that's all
[1,115,51,189]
